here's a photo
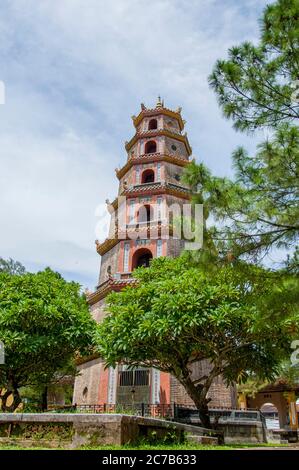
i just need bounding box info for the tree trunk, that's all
[191,395,211,429]
[41,386,48,412]
[180,375,212,428]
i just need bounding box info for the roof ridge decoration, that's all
[131,99,185,131]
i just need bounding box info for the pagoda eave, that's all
[116,153,189,180]
[87,277,138,305]
[122,185,190,199]
[125,129,192,156]
[132,107,185,131]
[109,184,191,211]
[96,223,175,255]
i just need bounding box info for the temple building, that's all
[73,99,237,409]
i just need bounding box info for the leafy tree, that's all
[209,0,299,132]
[0,257,26,275]
[238,359,299,400]
[97,257,297,428]
[184,0,299,398]
[276,360,299,387]
[0,268,96,411]
[184,0,299,263]
[237,377,269,399]
[184,123,299,261]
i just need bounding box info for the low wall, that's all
[0,413,222,448]
[174,418,267,444]
[217,420,266,444]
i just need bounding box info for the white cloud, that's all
[0,0,269,288]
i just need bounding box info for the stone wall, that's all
[90,298,107,323]
[164,162,185,186]
[0,412,265,446]
[163,116,181,133]
[166,238,185,258]
[0,413,222,448]
[73,358,104,405]
[164,136,188,159]
[128,142,138,159]
[98,243,121,285]
[170,360,237,409]
[217,421,266,444]
[119,166,135,193]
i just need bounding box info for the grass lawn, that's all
[0,442,290,451]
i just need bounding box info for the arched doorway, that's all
[144,140,157,154]
[137,204,152,223]
[260,403,280,430]
[148,118,157,130]
[141,169,155,184]
[132,248,153,270]
[247,391,289,429]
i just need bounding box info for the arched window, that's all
[148,118,157,130]
[141,169,155,184]
[132,248,153,270]
[137,204,152,223]
[144,140,157,154]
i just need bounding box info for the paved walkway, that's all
[237,445,299,450]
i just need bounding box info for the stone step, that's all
[186,434,219,445]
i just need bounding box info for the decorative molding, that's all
[108,182,190,212]
[87,277,138,305]
[125,129,192,155]
[96,223,176,256]
[108,366,118,404]
[151,368,160,404]
[116,153,189,180]
[132,107,185,131]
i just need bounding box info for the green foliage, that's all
[209,0,299,132]
[276,360,299,387]
[143,428,180,446]
[0,257,26,275]
[0,442,289,450]
[0,422,73,441]
[97,257,296,426]
[0,268,97,409]
[184,124,299,261]
[238,358,299,398]
[185,0,299,263]
[237,377,270,398]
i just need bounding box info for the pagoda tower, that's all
[73,99,236,408]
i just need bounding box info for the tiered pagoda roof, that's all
[131,99,186,131]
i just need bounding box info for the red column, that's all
[160,371,171,404]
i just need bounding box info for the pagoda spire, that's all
[156,96,164,108]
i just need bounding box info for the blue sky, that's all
[0,0,270,289]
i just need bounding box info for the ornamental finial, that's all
[156,96,163,108]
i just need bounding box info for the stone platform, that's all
[0,413,222,448]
